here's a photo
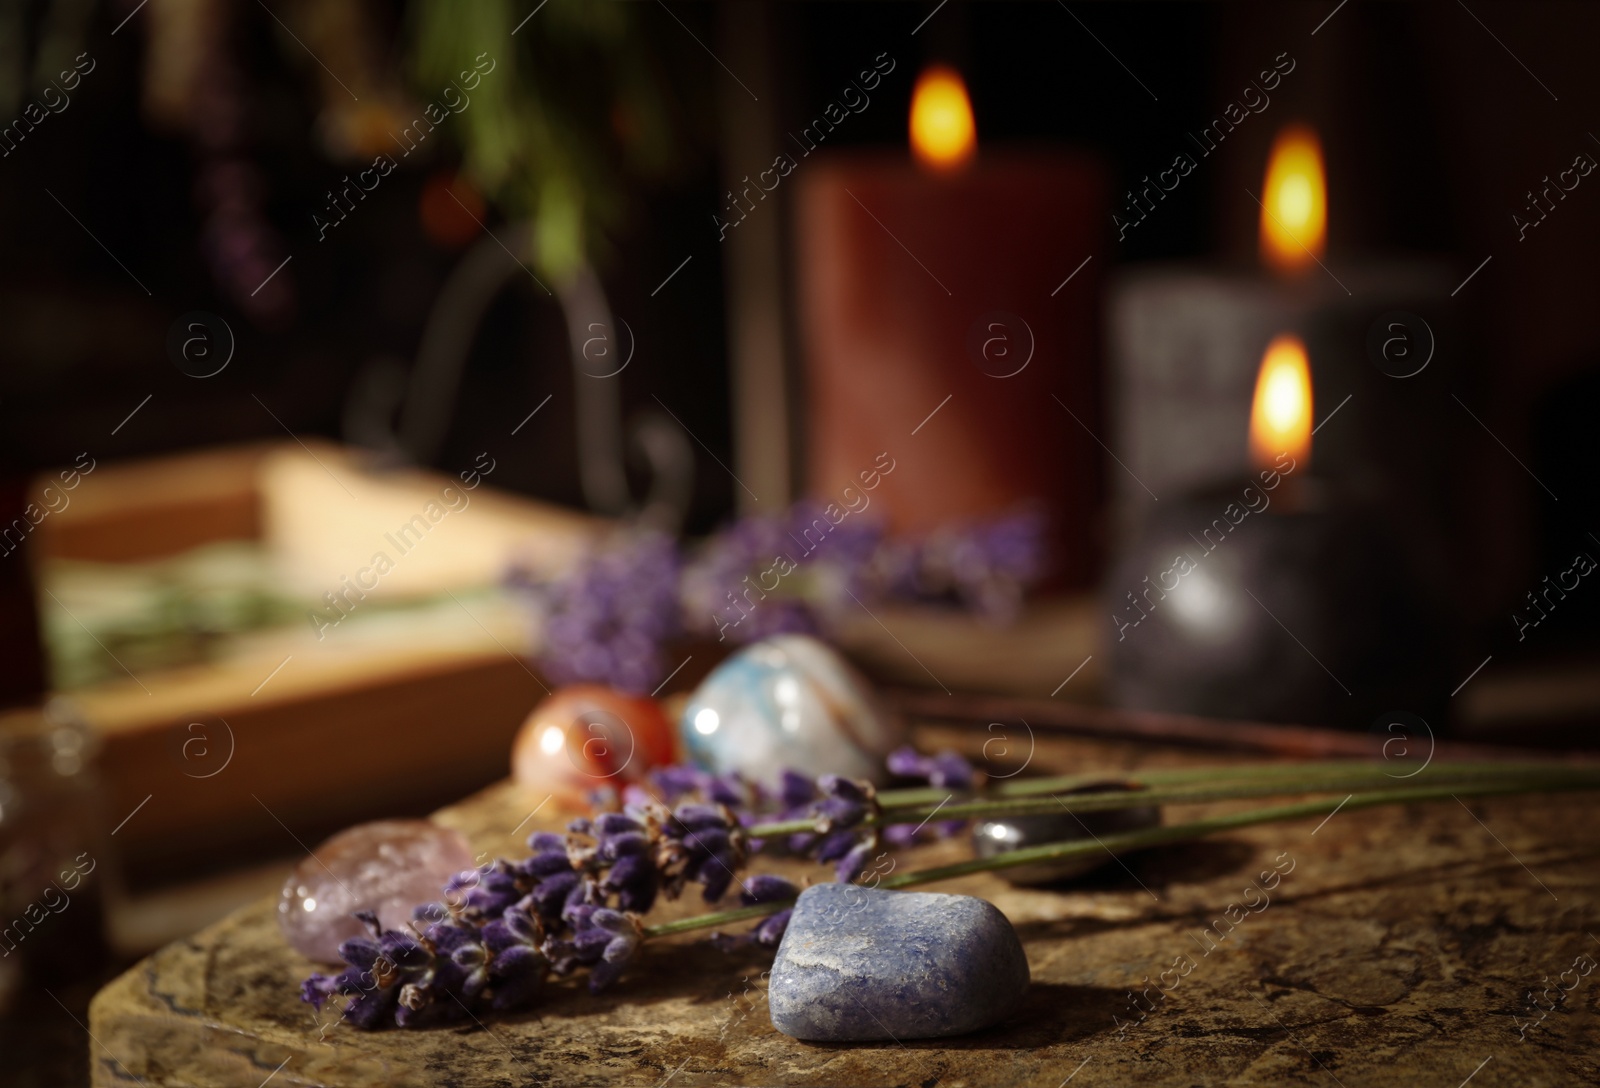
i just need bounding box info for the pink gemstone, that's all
[277,819,477,963]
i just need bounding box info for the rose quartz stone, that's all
[277,819,477,963]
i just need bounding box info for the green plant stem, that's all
[745,764,1600,838]
[643,775,1597,939]
[871,759,1575,810]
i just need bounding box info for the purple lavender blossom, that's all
[665,803,747,902]
[302,748,995,1029]
[771,771,884,876]
[883,746,977,846]
[424,921,491,1005]
[455,862,523,922]
[887,746,978,790]
[895,507,1049,622]
[812,775,874,831]
[482,905,548,1010]
[646,764,708,804]
[594,814,660,912]
[510,505,1041,699]
[544,906,643,992]
[711,874,800,951]
[510,531,681,694]
[302,911,439,1030]
[680,504,887,645]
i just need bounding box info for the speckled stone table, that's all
[89,727,1600,1086]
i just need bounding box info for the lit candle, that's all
[1108,122,1453,543]
[1258,125,1327,277]
[1105,329,1451,728]
[1248,333,1313,510]
[794,65,1108,588]
[907,66,976,173]
[1104,122,1460,728]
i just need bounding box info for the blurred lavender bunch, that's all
[508,531,681,694]
[877,506,1050,625]
[681,504,1048,642]
[680,502,884,645]
[301,747,977,1030]
[506,507,1044,694]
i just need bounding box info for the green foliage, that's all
[408,0,704,282]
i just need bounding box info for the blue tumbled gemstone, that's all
[680,635,904,787]
[767,883,1030,1041]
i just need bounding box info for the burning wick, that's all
[1259,124,1326,276]
[1249,334,1313,506]
[909,65,976,173]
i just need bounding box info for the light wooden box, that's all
[32,441,601,882]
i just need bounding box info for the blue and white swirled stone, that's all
[679,635,904,786]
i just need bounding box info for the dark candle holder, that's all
[1104,476,1449,729]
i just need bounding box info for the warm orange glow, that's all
[1250,335,1313,470]
[1259,124,1326,275]
[909,66,976,172]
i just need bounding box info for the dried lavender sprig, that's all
[646,773,1600,938]
[303,768,1599,1027]
[301,767,889,1029]
[303,795,761,1028]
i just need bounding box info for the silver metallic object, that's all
[971,782,1161,886]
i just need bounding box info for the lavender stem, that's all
[870,759,1578,810]
[646,773,1599,938]
[744,761,1595,837]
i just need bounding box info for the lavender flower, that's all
[816,827,880,884]
[544,906,644,992]
[302,748,995,1029]
[302,911,446,1030]
[813,775,874,831]
[887,746,977,790]
[883,746,977,846]
[482,905,548,1010]
[646,764,708,804]
[510,531,681,694]
[455,862,523,922]
[594,813,660,911]
[422,921,491,1008]
[516,832,587,926]
[778,769,818,812]
[779,775,878,882]
[878,507,1048,623]
[710,874,800,952]
[640,767,762,811]
[661,803,748,902]
[680,504,887,645]
[511,506,1040,696]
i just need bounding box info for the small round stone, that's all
[972,782,1162,886]
[277,819,476,963]
[680,634,905,787]
[512,685,677,807]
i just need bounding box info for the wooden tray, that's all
[87,721,1600,1086]
[32,441,600,882]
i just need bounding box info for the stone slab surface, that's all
[89,727,1600,1086]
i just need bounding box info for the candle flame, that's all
[1259,124,1326,275]
[909,65,976,172]
[1250,335,1313,470]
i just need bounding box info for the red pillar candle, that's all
[794,147,1107,587]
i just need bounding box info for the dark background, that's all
[4,1,1596,642]
[4,3,1600,1083]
